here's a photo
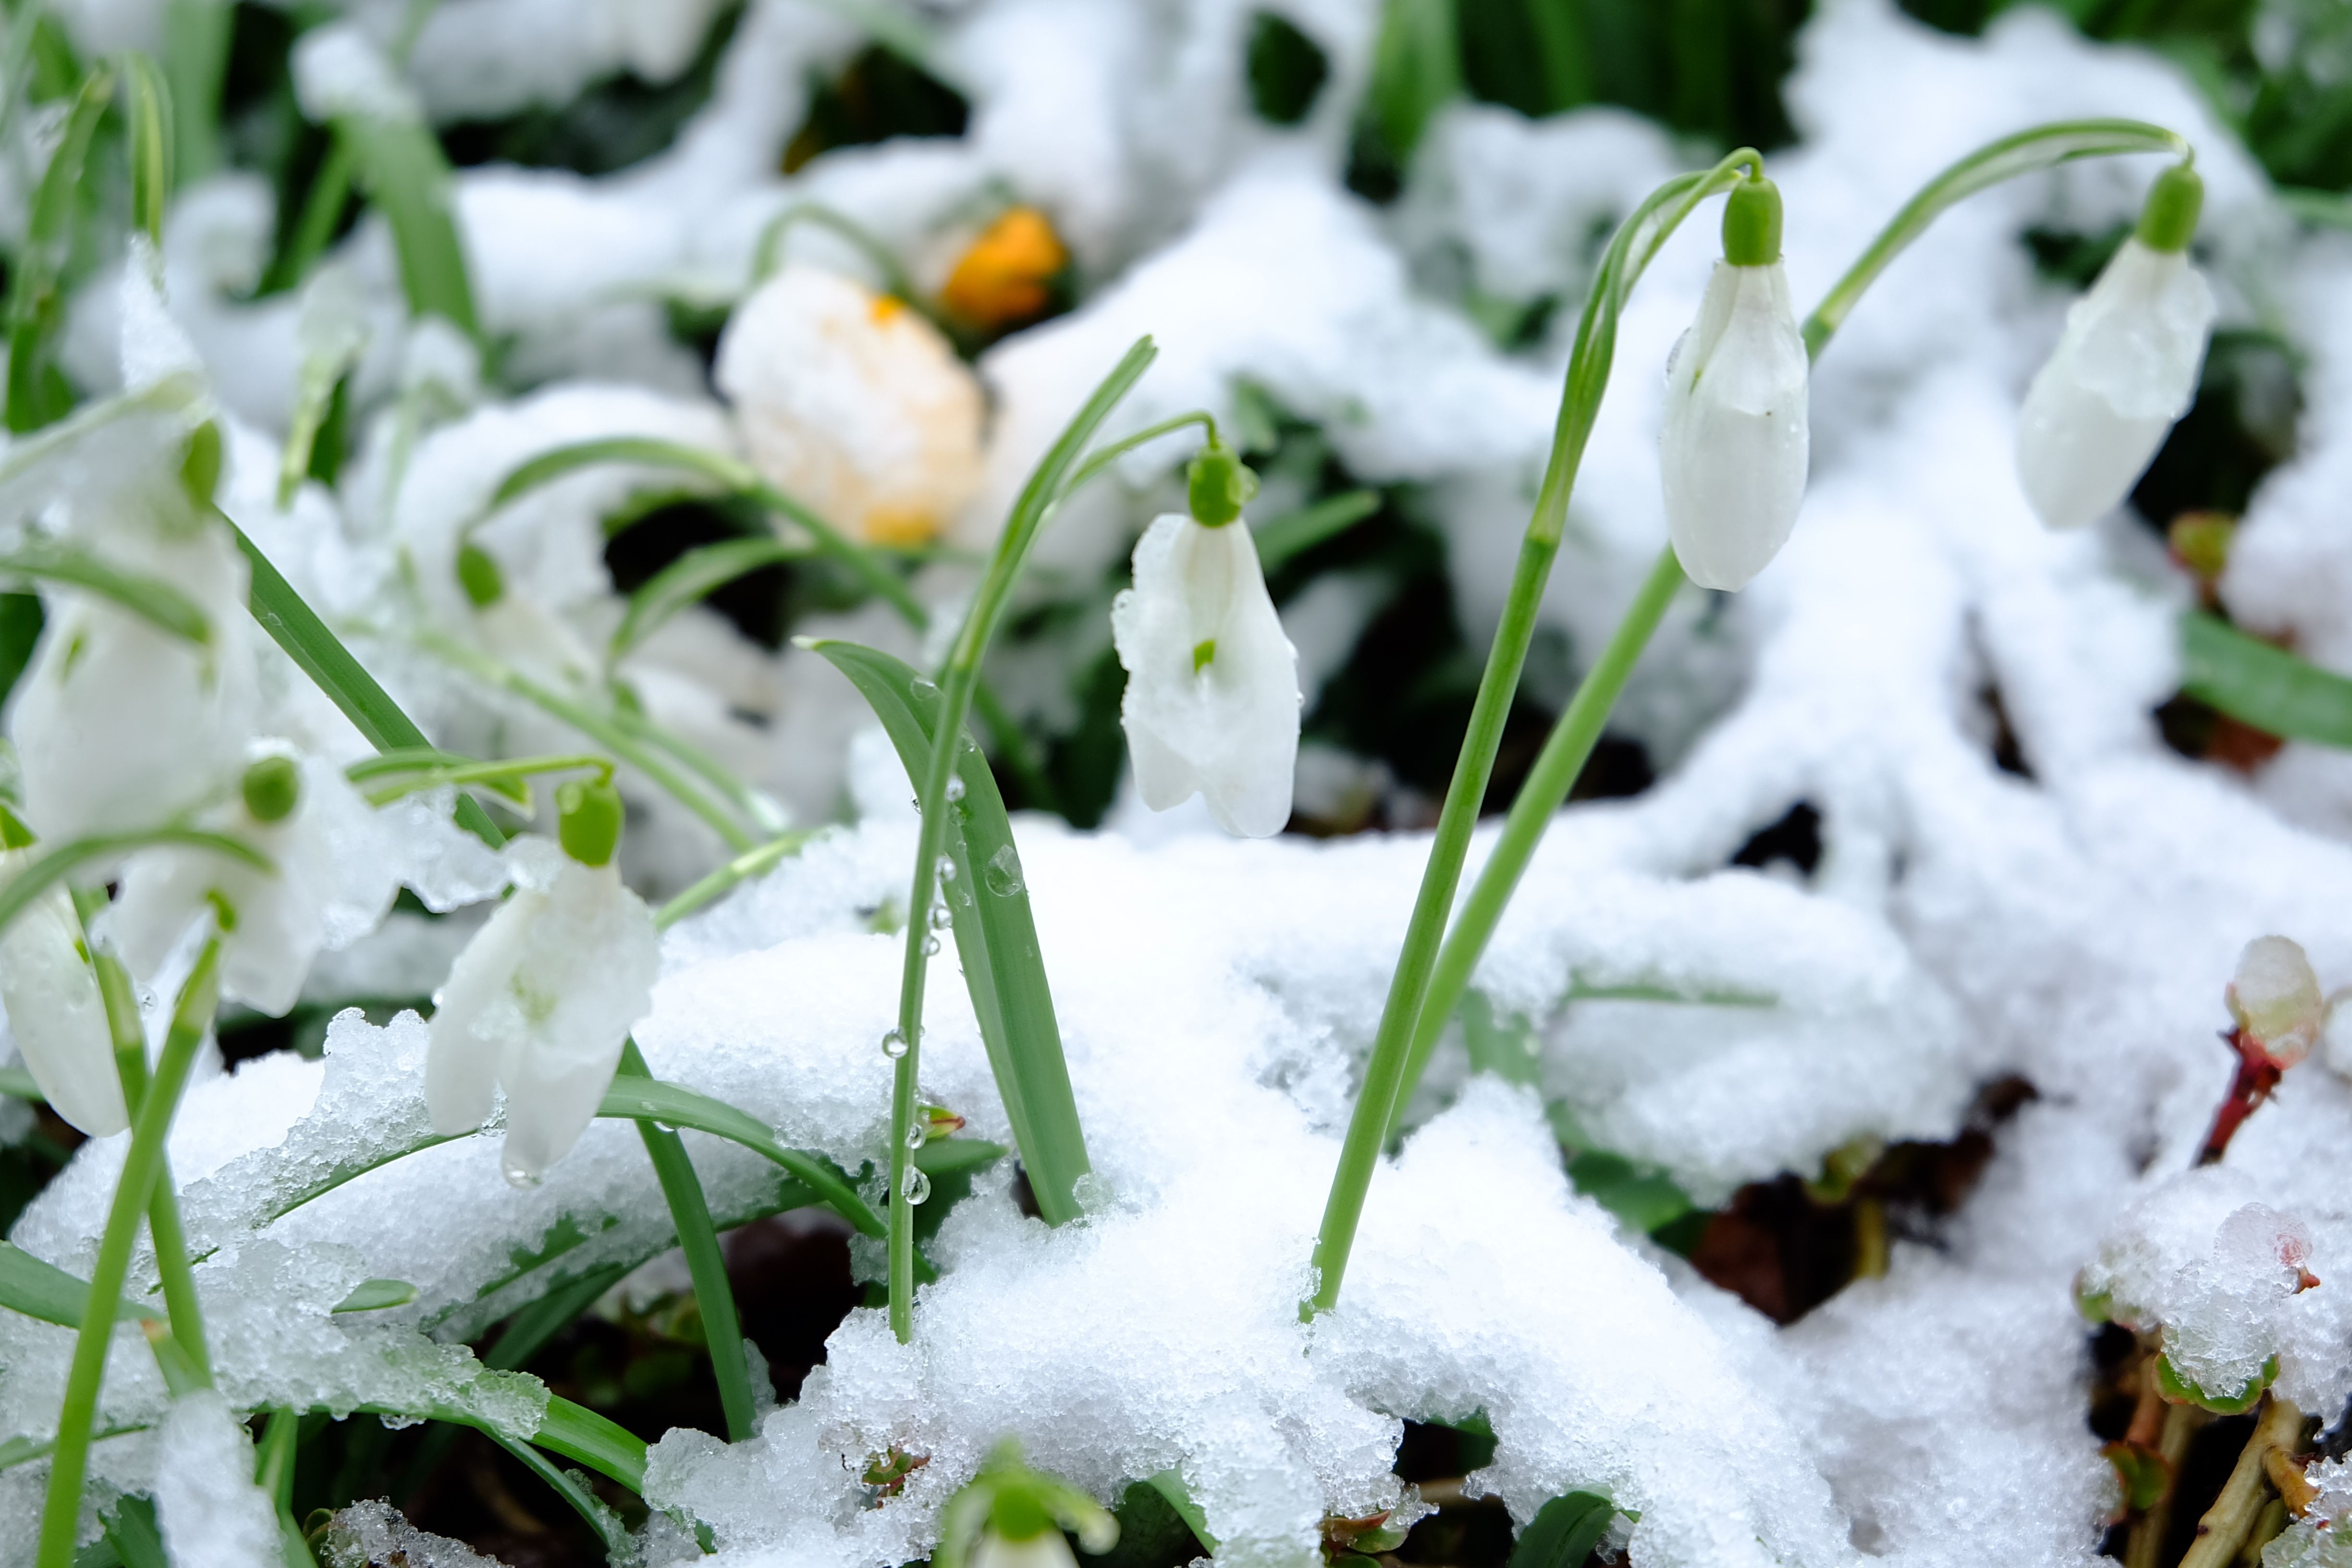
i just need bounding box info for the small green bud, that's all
[1187,439,1258,527]
[1722,173,1783,267]
[456,542,505,608]
[557,777,624,867]
[0,801,35,850]
[241,754,302,823]
[2135,162,2204,254]
[180,421,222,510]
[989,1482,1054,1543]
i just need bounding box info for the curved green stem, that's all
[654,831,817,928]
[614,1039,756,1442]
[885,336,1156,1342]
[1800,118,2187,358]
[1375,117,2203,1165]
[750,203,921,305]
[1302,149,1761,1321]
[37,937,220,1568]
[0,829,270,943]
[421,632,758,853]
[350,750,611,808]
[1059,412,1217,500]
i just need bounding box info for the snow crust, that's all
[10,2,2352,1568]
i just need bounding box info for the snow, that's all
[10,1,2352,1566]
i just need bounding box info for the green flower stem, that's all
[1302,150,1762,1321]
[885,336,1157,1342]
[654,831,817,929]
[750,203,921,305]
[1386,547,1685,1137]
[1799,118,2186,358]
[614,1039,757,1443]
[422,632,759,852]
[37,937,221,1568]
[1059,412,1218,499]
[348,750,612,808]
[74,892,211,1387]
[1369,116,2205,1172]
[272,137,355,295]
[606,702,787,835]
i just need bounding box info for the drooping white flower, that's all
[109,750,403,1018]
[716,265,984,547]
[1659,175,1810,592]
[2227,934,2324,1066]
[2016,164,2215,531]
[1109,447,1300,838]
[0,813,126,1138]
[425,784,658,1184]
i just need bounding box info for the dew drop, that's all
[909,676,939,704]
[502,1157,544,1190]
[945,774,967,803]
[984,843,1025,897]
[881,1028,909,1060]
[923,934,942,956]
[902,1167,932,1205]
[906,1118,929,1150]
[929,902,953,931]
[935,854,957,883]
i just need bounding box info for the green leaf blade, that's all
[2179,610,2352,747]
[808,638,1093,1225]
[611,537,807,662]
[594,1074,884,1237]
[1508,1491,1616,1568]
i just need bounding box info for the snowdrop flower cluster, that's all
[1110,439,1302,836]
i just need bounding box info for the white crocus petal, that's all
[716,265,984,547]
[1110,513,1301,838]
[12,518,257,845]
[110,755,401,1017]
[2016,237,2216,531]
[971,1530,1080,1568]
[425,837,659,1184]
[0,851,125,1137]
[1659,259,1811,591]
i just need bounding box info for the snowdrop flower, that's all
[9,421,258,843]
[935,1441,1118,1568]
[1109,440,1301,837]
[2016,162,2215,530]
[2228,934,2324,1066]
[0,807,125,1137]
[1659,172,1810,591]
[716,265,984,547]
[109,750,402,1017]
[425,780,659,1185]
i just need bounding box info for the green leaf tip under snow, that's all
[1508,1490,1617,1568]
[331,1278,419,1313]
[2155,1349,2278,1415]
[2179,610,2352,749]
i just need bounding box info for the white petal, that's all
[1111,515,1301,838]
[494,858,659,1180]
[1660,261,1810,592]
[971,1530,1080,1568]
[426,885,545,1137]
[2016,238,2215,530]
[0,871,125,1138]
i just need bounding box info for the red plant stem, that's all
[2197,1028,2284,1166]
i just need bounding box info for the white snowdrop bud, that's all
[0,808,126,1138]
[972,1531,1080,1568]
[716,265,984,547]
[1660,174,1810,592]
[425,834,659,1185]
[1109,442,1301,838]
[2015,163,2215,531]
[2227,934,2324,1066]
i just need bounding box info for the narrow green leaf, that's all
[333,114,478,336]
[527,1396,647,1494]
[595,1073,883,1237]
[1145,1470,1217,1551]
[160,0,231,186]
[0,1241,159,1328]
[99,1494,168,1568]
[1253,489,1381,574]
[121,54,172,245]
[1364,0,1461,162]
[0,543,211,642]
[0,829,270,944]
[484,1428,636,1558]
[655,830,819,929]
[139,1321,208,1396]
[331,1277,418,1313]
[6,66,115,433]
[612,537,809,662]
[808,638,1094,1225]
[486,437,926,626]
[0,1425,146,1477]
[0,1066,40,1101]
[1508,1491,1616,1568]
[486,1264,625,1370]
[228,520,506,846]
[2180,610,2352,746]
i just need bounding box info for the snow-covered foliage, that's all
[5,2,2352,1568]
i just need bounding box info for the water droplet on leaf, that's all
[881,1028,909,1060]
[984,844,1024,897]
[502,1157,543,1190]
[903,1167,931,1205]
